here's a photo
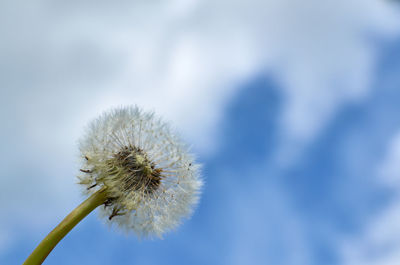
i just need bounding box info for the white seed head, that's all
[78,106,203,238]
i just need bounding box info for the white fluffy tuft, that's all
[78,106,203,238]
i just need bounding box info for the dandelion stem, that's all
[23,188,108,265]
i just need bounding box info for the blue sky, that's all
[1,1,400,264]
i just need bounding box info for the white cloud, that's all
[341,199,400,265]
[341,131,400,265]
[2,0,399,153]
[266,0,400,166]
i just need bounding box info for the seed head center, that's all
[112,146,162,194]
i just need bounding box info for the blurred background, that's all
[1,0,400,264]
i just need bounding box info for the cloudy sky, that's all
[1,0,400,264]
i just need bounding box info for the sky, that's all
[1,0,400,264]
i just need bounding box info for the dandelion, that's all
[23,106,203,265]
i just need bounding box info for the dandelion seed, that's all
[78,106,203,237]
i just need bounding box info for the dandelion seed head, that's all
[78,106,203,238]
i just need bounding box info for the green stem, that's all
[23,188,107,265]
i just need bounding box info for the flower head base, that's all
[78,106,202,238]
